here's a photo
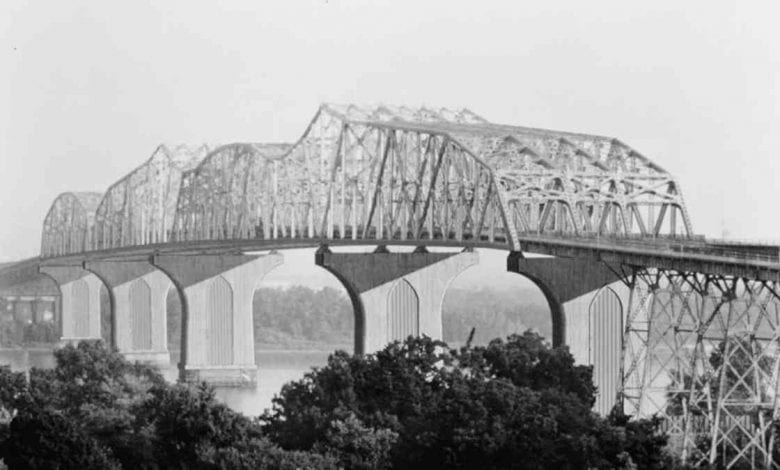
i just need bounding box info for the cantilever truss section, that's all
[620,269,780,469]
[93,144,211,250]
[41,103,693,255]
[41,192,102,256]
[173,143,291,241]
[170,104,508,244]
[164,103,693,250]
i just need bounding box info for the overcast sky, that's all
[1,0,779,263]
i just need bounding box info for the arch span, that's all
[506,252,624,350]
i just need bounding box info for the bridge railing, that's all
[517,231,780,263]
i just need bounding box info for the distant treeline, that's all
[253,286,353,349]
[6,286,551,350]
[0,321,58,348]
[443,287,551,346]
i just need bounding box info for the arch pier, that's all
[39,265,103,344]
[507,252,627,414]
[316,245,478,355]
[153,252,283,387]
[85,261,172,366]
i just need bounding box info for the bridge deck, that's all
[4,234,780,285]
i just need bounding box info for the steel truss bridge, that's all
[16,103,780,467]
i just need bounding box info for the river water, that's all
[0,348,331,417]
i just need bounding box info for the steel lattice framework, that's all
[42,104,693,254]
[173,143,291,241]
[41,192,102,256]
[621,269,780,468]
[93,144,211,250]
[38,103,780,468]
[164,103,691,248]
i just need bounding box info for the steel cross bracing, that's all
[620,268,780,468]
[92,144,211,251]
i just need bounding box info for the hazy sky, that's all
[2,0,779,262]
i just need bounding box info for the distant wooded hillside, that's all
[3,285,551,351]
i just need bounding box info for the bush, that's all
[262,332,674,469]
[0,332,678,469]
[1,408,120,470]
[0,340,333,469]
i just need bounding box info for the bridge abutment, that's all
[316,246,478,355]
[39,266,103,344]
[85,261,171,367]
[507,252,627,414]
[153,252,283,387]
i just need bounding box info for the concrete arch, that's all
[315,262,367,355]
[507,252,623,349]
[316,247,478,355]
[387,278,420,342]
[39,266,106,344]
[508,271,567,347]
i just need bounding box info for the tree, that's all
[460,331,596,405]
[263,332,675,469]
[314,414,398,470]
[0,408,120,470]
[137,382,263,467]
[0,340,335,469]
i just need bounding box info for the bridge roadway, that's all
[5,233,777,281]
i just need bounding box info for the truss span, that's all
[92,144,211,250]
[41,103,693,256]
[41,192,102,256]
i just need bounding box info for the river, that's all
[0,348,332,417]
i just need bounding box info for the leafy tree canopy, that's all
[263,332,676,469]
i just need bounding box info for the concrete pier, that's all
[85,261,172,366]
[507,252,627,414]
[39,265,103,344]
[316,246,478,354]
[153,252,283,386]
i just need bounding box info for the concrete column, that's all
[507,252,627,414]
[153,252,283,387]
[316,246,478,355]
[39,266,103,343]
[85,261,171,367]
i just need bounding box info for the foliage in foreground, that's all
[262,332,678,469]
[0,341,334,469]
[0,334,679,469]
